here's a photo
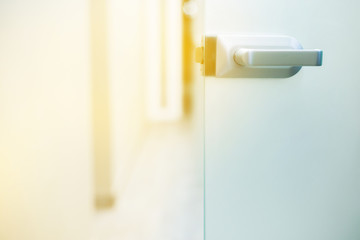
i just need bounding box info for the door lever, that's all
[196,35,323,78]
[234,48,323,67]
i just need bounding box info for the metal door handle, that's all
[196,35,323,78]
[234,48,323,66]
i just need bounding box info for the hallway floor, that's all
[92,123,203,240]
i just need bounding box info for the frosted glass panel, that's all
[204,0,360,239]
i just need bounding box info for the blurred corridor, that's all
[91,123,203,240]
[0,0,203,239]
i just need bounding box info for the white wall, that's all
[0,1,92,239]
[106,0,146,198]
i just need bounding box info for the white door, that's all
[204,0,360,240]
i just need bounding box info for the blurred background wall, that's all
[0,0,203,239]
[0,0,92,239]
